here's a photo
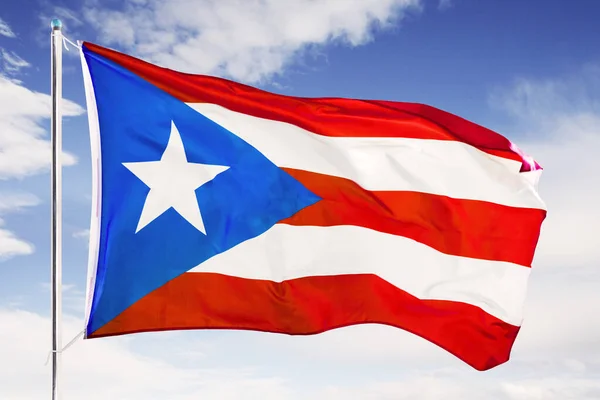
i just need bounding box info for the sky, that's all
[0,0,599,398]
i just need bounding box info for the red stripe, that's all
[280,168,545,266]
[82,42,539,171]
[89,272,520,371]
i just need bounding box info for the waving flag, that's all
[79,42,546,371]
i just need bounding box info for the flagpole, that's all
[50,18,63,400]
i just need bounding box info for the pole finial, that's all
[51,18,62,30]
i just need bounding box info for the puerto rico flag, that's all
[79,42,546,371]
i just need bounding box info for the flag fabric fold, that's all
[79,42,546,371]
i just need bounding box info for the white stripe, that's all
[189,225,530,325]
[188,103,545,210]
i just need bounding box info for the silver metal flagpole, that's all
[50,18,63,400]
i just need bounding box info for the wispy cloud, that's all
[0,193,40,213]
[72,229,90,239]
[438,0,453,10]
[0,16,15,38]
[0,72,83,180]
[0,50,31,74]
[320,361,600,399]
[0,219,34,260]
[81,0,422,83]
[40,282,77,293]
[52,6,84,27]
[0,193,40,260]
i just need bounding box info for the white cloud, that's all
[0,309,296,400]
[0,192,40,213]
[72,229,90,239]
[40,282,77,292]
[438,0,453,10]
[525,118,600,268]
[0,219,34,260]
[0,73,84,180]
[83,0,421,83]
[0,50,31,74]
[0,193,40,260]
[320,363,600,400]
[0,16,15,38]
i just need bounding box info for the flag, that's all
[79,42,546,371]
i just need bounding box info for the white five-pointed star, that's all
[123,121,229,234]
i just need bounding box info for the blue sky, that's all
[1,0,599,398]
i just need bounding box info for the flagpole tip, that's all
[51,18,62,30]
